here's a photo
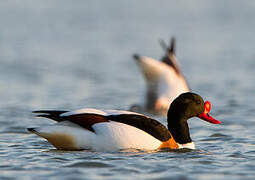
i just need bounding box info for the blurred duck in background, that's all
[131,37,190,116]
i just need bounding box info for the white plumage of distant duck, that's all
[28,92,221,151]
[130,37,190,116]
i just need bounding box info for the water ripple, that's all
[65,161,114,168]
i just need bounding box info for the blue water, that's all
[1,1,255,179]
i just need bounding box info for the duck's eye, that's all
[196,100,201,105]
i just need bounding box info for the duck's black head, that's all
[167,92,220,145]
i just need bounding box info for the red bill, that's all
[197,101,221,124]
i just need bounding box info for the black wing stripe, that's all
[107,114,171,142]
[33,110,68,122]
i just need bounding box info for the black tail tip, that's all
[170,37,176,53]
[27,128,36,132]
[133,54,140,60]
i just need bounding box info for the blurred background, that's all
[1,1,255,179]
[1,0,254,110]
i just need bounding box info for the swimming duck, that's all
[28,93,220,151]
[131,37,190,116]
